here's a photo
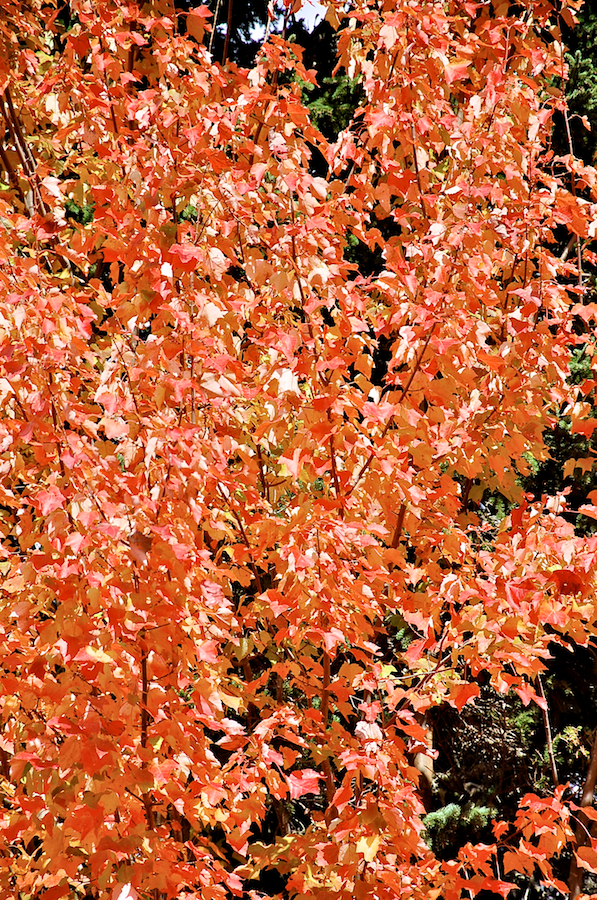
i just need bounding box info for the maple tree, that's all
[2,0,597,898]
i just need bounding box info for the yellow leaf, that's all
[356,835,381,862]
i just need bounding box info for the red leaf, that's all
[450,683,479,712]
[36,487,65,515]
[169,243,202,271]
[287,770,323,799]
[576,847,597,873]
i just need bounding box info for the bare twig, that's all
[209,0,223,54]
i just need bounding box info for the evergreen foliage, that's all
[561,4,597,163]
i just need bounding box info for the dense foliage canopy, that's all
[2,1,597,899]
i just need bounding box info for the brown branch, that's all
[347,322,437,497]
[249,119,265,168]
[0,142,24,203]
[321,650,330,730]
[242,658,259,730]
[536,675,558,787]
[1,90,34,177]
[222,0,234,65]
[256,445,270,503]
[405,29,429,226]
[560,233,577,262]
[234,219,260,297]
[569,728,597,900]
[141,646,149,750]
[320,649,335,804]
[0,88,46,214]
[0,746,10,780]
[390,503,406,553]
[102,70,121,138]
[209,0,223,55]
[127,21,137,75]
[410,122,429,225]
[558,22,583,290]
[385,503,407,607]
[289,196,316,345]
[329,433,344,518]
[140,633,154,831]
[217,484,263,593]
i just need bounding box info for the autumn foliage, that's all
[1,0,597,897]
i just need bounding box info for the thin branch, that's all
[536,675,558,787]
[321,650,330,731]
[222,0,234,65]
[216,484,263,593]
[560,233,576,262]
[256,445,270,503]
[558,23,583,290]
[141,647,149,751]
[347,322,437,497]
[209,0,223,54]
[385,503,406,606]
[102,70,121,139]
[410,122,429,225]
[140,633,155,831]
[320,650,335,804]
[1,90,34,177]
[390,503,406,554]
[0,142,24,203]
[289,196,316,344]
[0,88,46,214]
[329,433,344,518]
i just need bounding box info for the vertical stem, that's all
[140,633,154,830]
[391,503,406,553]
[410,122,429,225]
[222,0,234,65]
[289,197,316,345]
[0,745,9,780]
[321,650,330,730]
[558,23,583,290]
[0,89,46,214]
[347,323,436,497]
[219,485,263,593]
[103,70,121,138]
[329,433,344,519]
[320,649,335,803]
[0,143,24,203]
[569,729,597,900]
[141,645,149,750]
[405,28,429,226]
[257,445,270,503]
[536,675,558,787]
[385,503,406,606]
[209,0,223,54]
[242,658,259,731]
